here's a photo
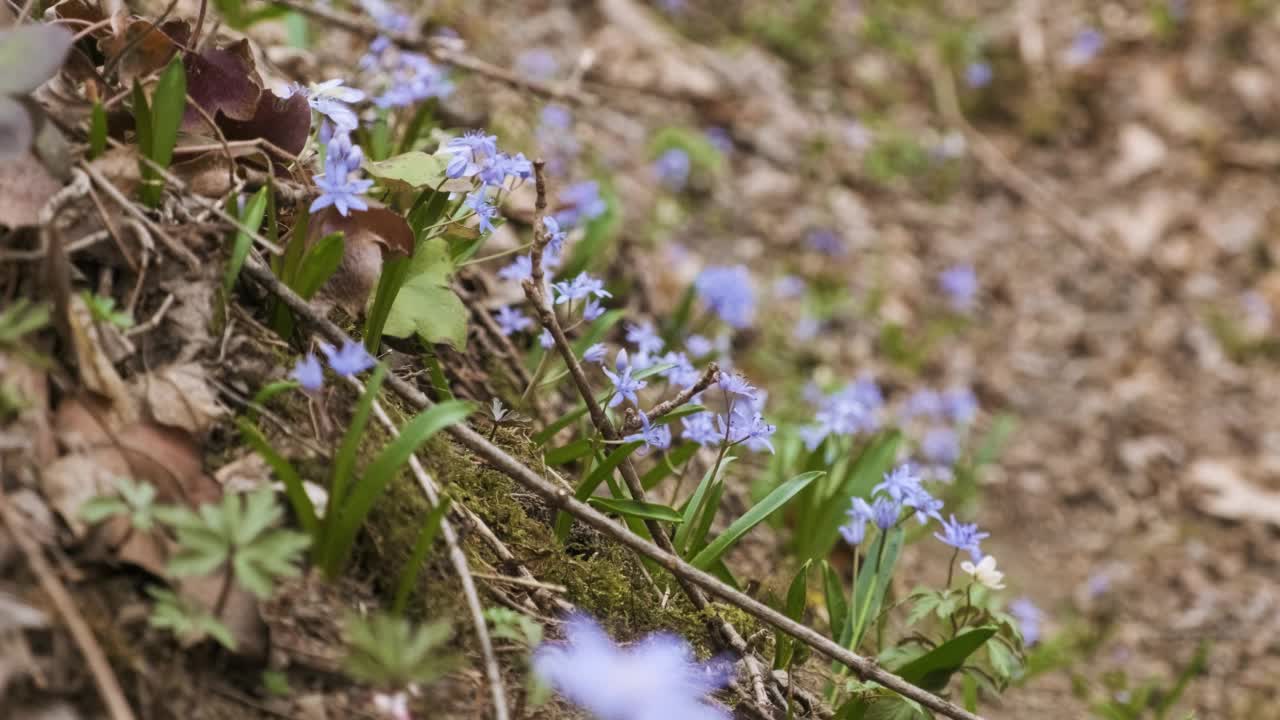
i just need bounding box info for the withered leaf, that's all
[184,39,262,128]
[308,207,413,317]
[98,18,189,85]
[216,89,311,157]
[131,362,227,435]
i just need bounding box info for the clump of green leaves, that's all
[238,365,473,579]
[81,479,309,650]
[486,608,551,708]
[344,611,455,688]
[132,55,187,207]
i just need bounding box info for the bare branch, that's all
[623,362,720,433]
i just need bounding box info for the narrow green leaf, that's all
[323,400,473,576]
[88,102,107,159]
[225,186,269,291]
[237,419,317,536]
[150,55,186,170]
[673,456,736,556]
[587,497,684,524]
[640,441,698,490]
[132,80,156,205]
[774,560,811,670]
[822,560,848,642]
[545,438,595,466]
[689,471,823,570]
[894,626,997,691]
[322,364,387,566]
[554,442,643,542]
[392,495,452,615]
[799,431,901,563]
[294,232,345,299]
[843,527,905,651]
[365,255,411,353]
[687,480,724,558]
[247,380,298,422]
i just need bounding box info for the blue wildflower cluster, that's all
[311,129,374,216]
[695,265,756,329]
[289,341,376,391]
[356,0,454,108]
[799,378,883,450]
[898,386,977,480]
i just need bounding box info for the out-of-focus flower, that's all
[291,353,324,391]
[498,255,532,283]
[583,343,608,365]
[494,305,532,336]
[539,328,554,349]
[696,266,755,329]
[1064,28,1104,67]
[939,264,978,312]
[806,228,846,257]
[654,148,691,190]
[533,613,731,720]
[320,340,376,377]
[682,412,721,446]
[623,412,673,454]
[1009,597,1044,646]
[627,321,665,355]
[555,181,609,228]
[966,61,992,88]
[961,555,1006,590]
[516,48,558,81]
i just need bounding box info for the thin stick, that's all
[265,0,594,105]
[80,161,203,268]
[472,573,567,594]
[239,257,986,720]
[350,378,511,720]
[623,362,719,432]
[0,490,137,720]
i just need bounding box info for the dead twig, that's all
[348,377,511,720]
[623,362,719,432]
[0,489,137,720]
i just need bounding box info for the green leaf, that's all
[673,456,736,556]
[324,365,388,564]
[0,24,74,96]
[906,589,944,627]
[323,400,473,576]
[237,419,317,536]
[78,497,130,524]
[843,526,905,651]
[294,232,345,299]
[545,438,595,466]
[587,497,684,523]
[797,430,902,563]
[88,102,107,159]
[392,496,452,615]
[235,528,310,597]
[150,55,186,171]
[894,626,997,691]
[364,254,411,352]
[774,560,810,669]
[365,151,447,192]
[822,560,848,642]
[985,634,1020,682]
[225,186,269,290]
[554,442,644,542]
[641,441,698,490]
[861,696,929,720]
[689,471,823,570]
[383,237,467,348]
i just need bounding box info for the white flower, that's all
[372,691,410,720]
[288,79,365,131]
[960,555,1006,590]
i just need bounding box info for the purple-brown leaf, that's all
[216,89,310,157]
[183,40,262,128]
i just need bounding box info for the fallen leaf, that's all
[310,206,414,316]
[131,363,226,435]
[98,18,188,85]
[1190,458,1280,526]
[65,294,135,424]
[216,89,311,157]
[0,151,61,227]
[184,40,262,129]
[170,150,235,198]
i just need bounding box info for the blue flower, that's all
[552,273,611,305]
[465,191,499,234]
[869,496,900,531]
[295,79,364,132]
[934,514,990,562]
[942,387,978,424]
[498,255,532,283]
[582,298,606,322]
[874,463,923,504]
[902,389,944,420]
[717,402,775,454]
[320,340,375,377]
[623,412,672,454]
[1064,28,1104,67]
[516,48,558,81]
[717,372,757,401]
[661,352,701,389]
[555,181,608,227]
[627,321,665,355]
[291,353,324,391]
[682,412,721,446]
[533,613,731,720]
[541,104,573,130]
[583,343,607,364]
[653,147,691,190]
[705,126,733,154]
[539,328,554,349]
[806,228,846,257]
[773,275,806,299]
[839,497,874,546]
[543,216,567,257]
[1009,598,1044,646]
[901,483,944,525]
[966,61,993,88]
[921,426,961,468]
[494,305,532,336]
[695,266,755,329]
[603,350,646,408]
[311,133,374,216]
[686,334,714,357]
[372,51,454,109]
[939,264,978,312]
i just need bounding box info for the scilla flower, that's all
[623,412,672,454]
[603,350,646,408]
[961,555,1006,590]
[320,340,375,377]
[291,353,324,391]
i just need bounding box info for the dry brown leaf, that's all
[98,18,189,85]
[0,151,62,228]
[1190,459,1280,526]
[162,278,216,362]
[85,145,141,198]
[131,362,226,435]
[170,151,236,198]
[66,294,135,425]
[309,206,414,317]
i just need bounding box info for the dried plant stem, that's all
[240,253,986,720]
[0,489,137,720]
[623,362,719,432]
[349,377,510,720]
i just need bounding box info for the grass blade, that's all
[673,456,736,556]
[689,470,823,570]
[322,364,386,566]
[774,559,811,670]
[225,186,269,290]
[554,442,643,542]
[587,497,683,524]
[237,419,317,536]
[391,495,452,615]
[822,559,848,642]
[88,101,107,159]
[150,55,186,171]
[364,254,411,353]
[324,399,474,576]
